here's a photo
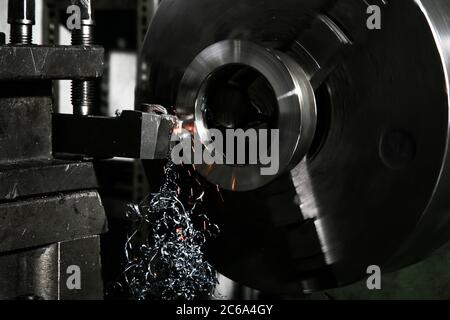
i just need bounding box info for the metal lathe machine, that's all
[1,0,450,300]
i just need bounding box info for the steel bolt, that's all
[71,0,96,116]
[8,0,35,45]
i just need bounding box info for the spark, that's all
[216,185,224,203]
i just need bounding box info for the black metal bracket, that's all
[53,111,177,160]
[0,45,104,81]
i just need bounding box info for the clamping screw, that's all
[8,0,35,45]
[71,0,96,116]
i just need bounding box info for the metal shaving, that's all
[121,161,219,300]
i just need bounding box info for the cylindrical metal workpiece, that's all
[7,0,35,45]
[141,0,450,294]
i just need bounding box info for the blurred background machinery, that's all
[1,0,450,300]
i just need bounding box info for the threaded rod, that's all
[71,21,95,115]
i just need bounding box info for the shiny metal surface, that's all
[177,40,317,191]
[71,0,96,116]
[8,0,35,44]
[141,0,450,294]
